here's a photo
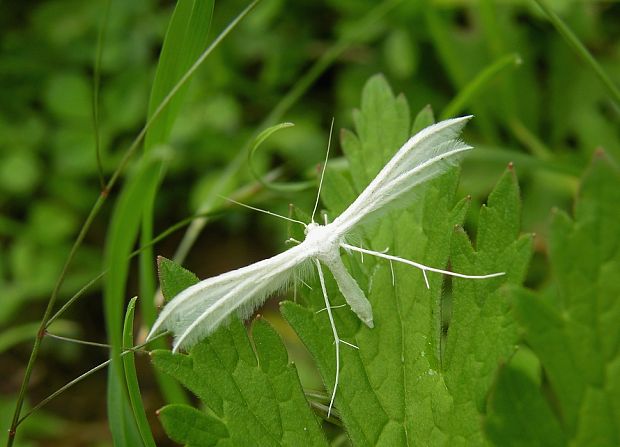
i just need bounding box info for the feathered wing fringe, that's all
[148,243,311,351]
[149,116,477,353]
[333,116,472,233]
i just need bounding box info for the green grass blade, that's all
[104,156,161,446]
[107,364,142,447]
[533,0,620,107]
[140,0,214,326]
[123,297,156,447]
[104,156,161,368]
[138,0,216,406]
[144,0,214,152]
[440,53,522,120]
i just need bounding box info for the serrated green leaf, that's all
[153,258,327,446]
[282,75,532,445]
[153,319,328,446]
[509,151,620,446]
[344,74,410,193]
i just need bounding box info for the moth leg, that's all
[379,247,395,287]
[314,259,341,418]
[341,242,505,281]
[422,269,430,289]
[315,303,346,314]
[340,340,359,350]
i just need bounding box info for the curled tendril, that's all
[248,122,315,192]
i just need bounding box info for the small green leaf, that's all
[411,104,435,133]
[157,256,199,302]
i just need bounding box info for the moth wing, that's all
[148,243,310,352]
[333,116,472,233]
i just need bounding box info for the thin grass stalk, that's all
[533,0,620,107]
[16,332,168,427]
[6,2,260,444]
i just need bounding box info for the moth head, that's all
[304,222,320,236]
[303,221,341,262]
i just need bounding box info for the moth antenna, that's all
[340,243,506,280]
[312,118,335,223]
[377,247,396,286]
[315,259,340,418]
[220,196,307,227]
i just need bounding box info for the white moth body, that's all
[148,116,505,415]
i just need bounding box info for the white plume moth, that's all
[147,115,504,416]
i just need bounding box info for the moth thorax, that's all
[304,222,340,262]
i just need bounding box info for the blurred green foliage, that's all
[1,0,619,445]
